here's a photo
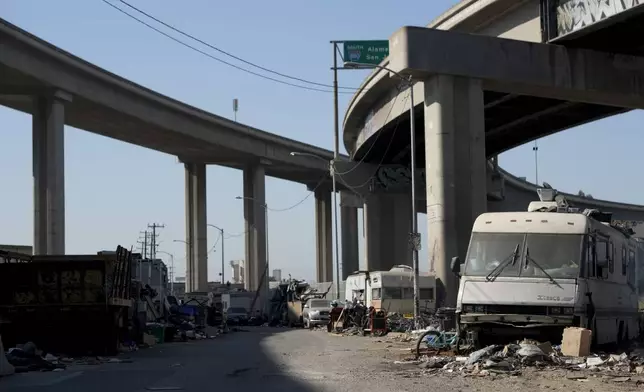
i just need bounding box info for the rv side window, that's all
[402,287,414,299]
[608,241,615,274]
[622,246,628,275]
[626,249,636,289]
[383,288,402,299]
[420,288,434,300]
[596,237,608,277]
[372,288,381,300]
[586,235,596,278]
[628,250,636,288]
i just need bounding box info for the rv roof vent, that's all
[537,188,556,202]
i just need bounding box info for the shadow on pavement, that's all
[0,327,318,392]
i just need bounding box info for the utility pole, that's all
[147,223,165,262]
[137,230,151,281]
[147,223,165,298]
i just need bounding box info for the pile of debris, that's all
[409,340,644,379]
[2,341,68,374]
[266,278,330,327]
[387,313,442,333]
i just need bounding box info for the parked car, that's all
[226,307,249,326]
[302,299,332,329]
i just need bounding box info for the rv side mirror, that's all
[450,257,461,276]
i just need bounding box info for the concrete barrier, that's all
[0,334,15,376]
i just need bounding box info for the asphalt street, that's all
[4,327,640,392]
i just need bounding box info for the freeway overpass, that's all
[1,4,643,301]
[342,0,644,305]
[0,17,340,295]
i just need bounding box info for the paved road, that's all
[1,328,639,392]
[0,327,414,392]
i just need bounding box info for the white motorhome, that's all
[452,189,641,347]
[344,266,436,315]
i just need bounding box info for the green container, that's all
[149,325,165,344]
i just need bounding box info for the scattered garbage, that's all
[0,334,14,377]
[409,337,644,379]
[4,342,67,373]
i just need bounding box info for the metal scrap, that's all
[410,339,644,379]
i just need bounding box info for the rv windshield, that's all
[464,232,583,279]
[464,233,525,277]
[523,234,582,279]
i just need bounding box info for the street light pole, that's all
[173,239,190,292]
[330,165,341,299]
[291,152,341,299]
[208,224,226,284]
[408,83,420,330]
[156,250,174,296]
[344,61,420,328]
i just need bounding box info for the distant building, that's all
[230,260,244,284]
[0,244,32,255]
[170,281,245,299]
[272,269,282,282]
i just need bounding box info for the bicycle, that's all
[414,329,463,357]
[414,307,466,357]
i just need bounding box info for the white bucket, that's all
[0,334,15,377]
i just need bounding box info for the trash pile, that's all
[410,339,644,379]
[266,278,330,327]
[387,313,442,333]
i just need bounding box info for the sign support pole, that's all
[329,39,388,300]
[331,41,341,299]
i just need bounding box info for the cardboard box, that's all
[561,327,592,357]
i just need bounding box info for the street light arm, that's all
[207,223,224,232]
[235,196,268,209]
[344,61,411,85]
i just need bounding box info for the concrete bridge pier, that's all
[423,75,487,308]
[184,162,208,293]
[314,189,333,283]
[364,193,412,271]
[243,165,267,301]
[340,203,359,279]
[32,90,71,255]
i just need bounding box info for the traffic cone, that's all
[0,334,15,377]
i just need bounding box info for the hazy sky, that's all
[1,0,642,282]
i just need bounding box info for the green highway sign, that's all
[343,40,389,66]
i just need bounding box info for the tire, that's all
[415,330,442,358]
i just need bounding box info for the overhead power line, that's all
[337,89,411,191]
[334,83,405,177]
[116,0,361,91]
[101,0,361,94]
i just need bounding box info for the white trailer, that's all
[221,292,255,313]
[345,266,436,315]
[452,189,641,347]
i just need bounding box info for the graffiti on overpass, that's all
[373,166,425,191]
[556,0,643,37]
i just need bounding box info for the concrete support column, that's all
[314,189,333,283]
[184,163,208,293]
[340,205,359,279]
[423,75,486,307]
[243,165,267,295]
[364,193,412,271]
[32,91,71,255]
